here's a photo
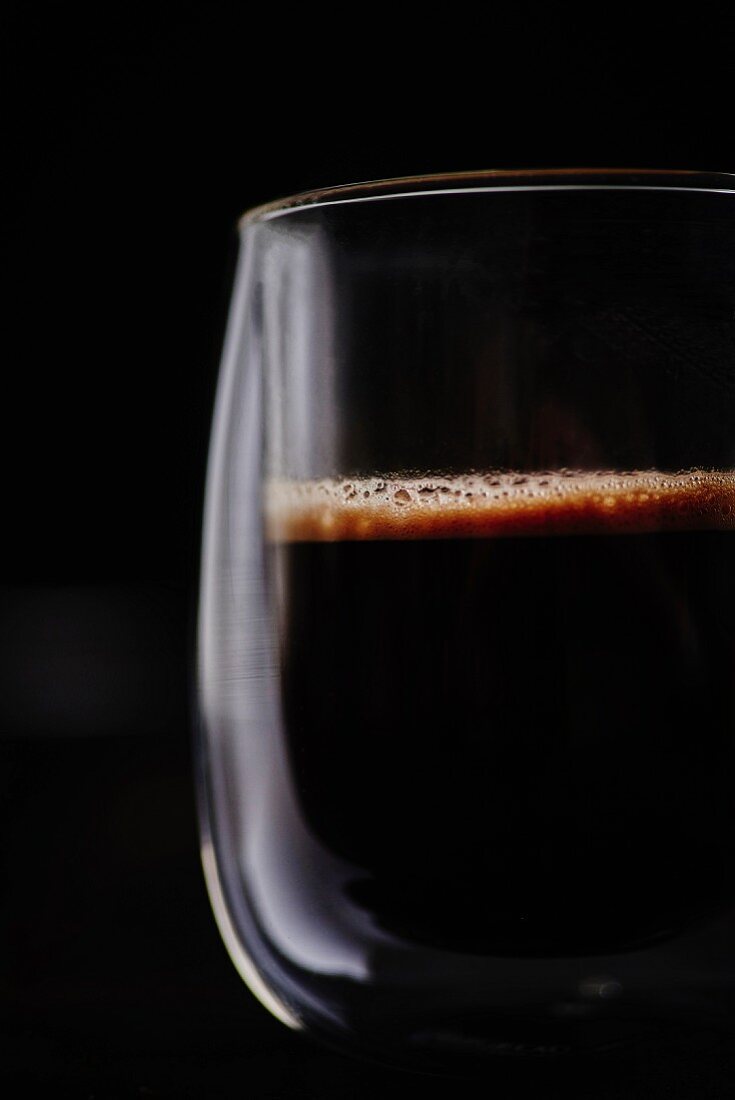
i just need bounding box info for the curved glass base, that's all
[197,730,735,1076]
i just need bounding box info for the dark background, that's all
[2,5,735,1095]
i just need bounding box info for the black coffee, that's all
[268,472,735,956]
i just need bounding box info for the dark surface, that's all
[4,3,735,1095]
[3,734,735,1098]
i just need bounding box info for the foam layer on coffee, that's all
[265,470,735,542]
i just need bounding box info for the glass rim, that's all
[239,168,735,228]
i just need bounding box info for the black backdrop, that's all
[3,5,735,1096]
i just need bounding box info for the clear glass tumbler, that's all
[197,170,735,1074]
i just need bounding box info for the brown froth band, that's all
[265,471,735,542]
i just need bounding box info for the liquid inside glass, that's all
[261,470,735,962]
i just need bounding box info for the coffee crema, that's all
[265,469,735,542]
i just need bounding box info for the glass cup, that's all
[197,170,735,1074]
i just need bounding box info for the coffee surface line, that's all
[265,470,735,542]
